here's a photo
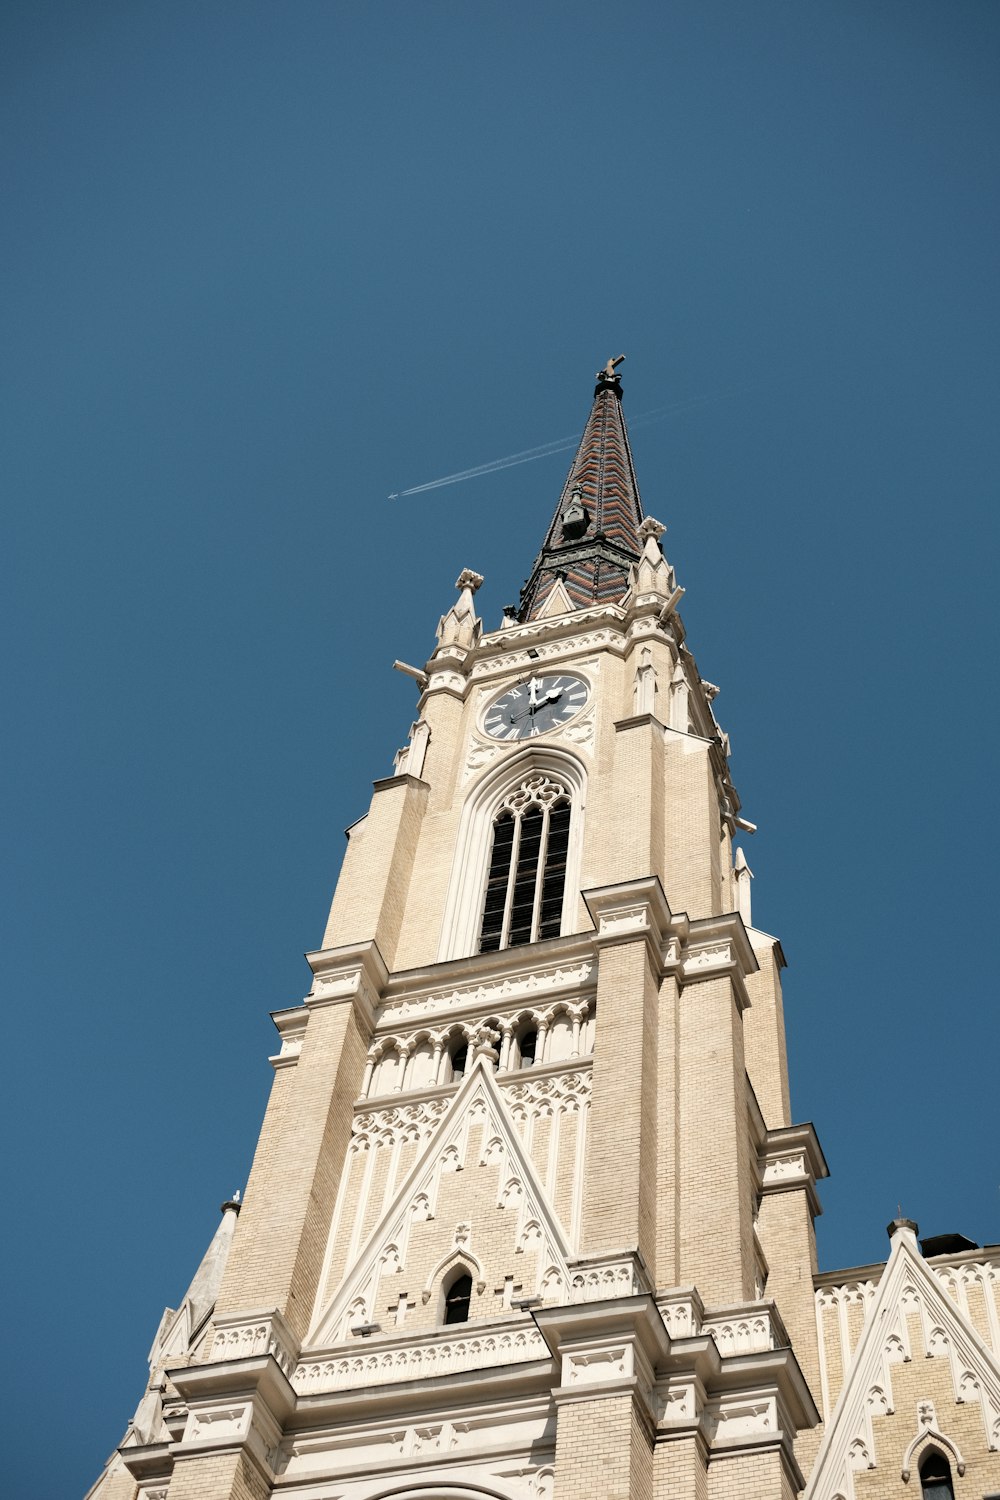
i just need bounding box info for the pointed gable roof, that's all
[308,1055,573,1348]
[806,1220,1000,1500]
[520,356,646,621]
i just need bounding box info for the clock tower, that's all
[91,360,1000,1500]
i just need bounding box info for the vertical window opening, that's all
[508,806,543,946]
[478,777,571,953]
[444,1271,472,1324]
[518,1029,537,1068]
[480,811,515,952]
[538,799,570,938]
[449,1041,468,1080]
[919,1452,954,1500]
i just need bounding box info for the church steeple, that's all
[520,354,646,620]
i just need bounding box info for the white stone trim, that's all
[806,1226,1000,1500]
[308,1055,574,1347]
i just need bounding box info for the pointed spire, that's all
[520,355,647,621]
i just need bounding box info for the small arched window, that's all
[517,1029,537,1068]
[479,776,572,952]
[443,1271,472,1325]
[920,1451,954,1500]
[448,1040,468,1082]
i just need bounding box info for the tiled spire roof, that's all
[519,356,645,621]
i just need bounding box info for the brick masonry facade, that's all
[89,374,1000,1500]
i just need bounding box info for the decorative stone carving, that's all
[209,1310,298,1376]
[393,718,431,779]
[310,1056,575,1346]
[568,1258,640,1302]
[186,1405,250,1443]
[379,959,594,1022]
[705,1396,775,1444]
[565,1344,631,1384]
[293,1324,547,1392]
[807,1226,1000,1500]
[632,645,658,716]
[435,570,483,658]
[469,625,623,681]
[702,1313,774,1356]
[900,1399,967,1481]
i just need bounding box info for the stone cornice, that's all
[370,772,430,796]
[760,1121,829,1219]
[376,930,596,1028]
[164,1353,296,1486]
[583,876,674,967]
[167,1352,295,1416]
[666,910,759,1014]
[117,1440,172,1488]
[293,1357,555,1426]
[268,1005,309,1070]
[304,939,388,1029]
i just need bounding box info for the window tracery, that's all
[479,774,572,952]
[437,747,586,961]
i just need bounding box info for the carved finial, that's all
[638,515,666,542]
[455,568,484,594]
[598,354,626,380]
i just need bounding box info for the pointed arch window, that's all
[443,1271,472,1325]
[920,1451,954,1500]
[479,775,572,952]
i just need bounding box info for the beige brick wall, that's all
[757,1189,823,1465]
[661,736,721,919]
[166,1452,269,1500]
[706,1449,797,1500]
[654,974,681,1287]
[322,776,429,967]
[676,974,755,1305]
[653,1433,708,1500]
[852,1339,1000,1500]
[215,998,368,1341]
[553,1394,652,1500]
[94,1468,140,1500]
[583,937,659,1278]
[743,935,791,1128]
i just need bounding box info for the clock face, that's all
[483,672,589,741]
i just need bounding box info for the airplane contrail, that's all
[386,385,757,500]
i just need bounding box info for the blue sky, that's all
[2,3,998,1493]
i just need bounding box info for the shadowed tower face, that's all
[90,362,1000,1500]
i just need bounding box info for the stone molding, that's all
[268,1005,309,1070]
[759,1121,829,1219]
[378,945,595,1027]
[209,1308,299,1377]
[534,1294,671,1416]
[159,1354,295,1491]
[294,1319,548,1394]
[305,938,389,1029]
[583,876,674,965]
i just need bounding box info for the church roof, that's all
[519,355,646,620]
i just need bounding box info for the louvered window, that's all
[479,775,572,952]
